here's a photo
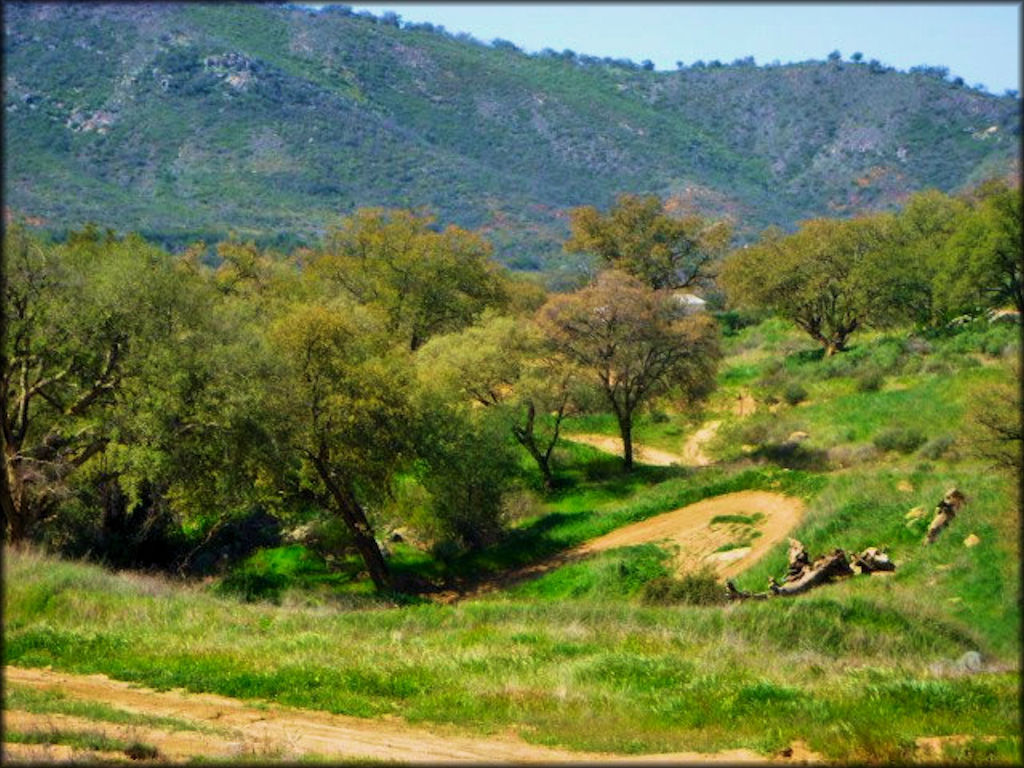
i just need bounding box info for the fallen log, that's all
[924,488,966,545]
[851,547,895,574]
[726,540,894,600]
[769,548,853,595]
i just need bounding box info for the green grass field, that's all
[4,316,1020,763]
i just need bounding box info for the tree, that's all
[263,301,415,590]
[888,188,968,324]
[1,226,190,541]
[719,214,902,355]
[314,209,507,351]
[933,179,1023,318]
[538,271,719,471]
[417,314,582,488]
[964,360,1021,478]
[411,398,518,552]
[565,194,731,291]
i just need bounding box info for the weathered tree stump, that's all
[924,488,966,545]
[726,539,894,600]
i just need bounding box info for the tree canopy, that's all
[565,194,732,291]
[719,214,903,355]
[314,209,508,350]
[538,270,719,470]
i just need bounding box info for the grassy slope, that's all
[4,316,1020,763]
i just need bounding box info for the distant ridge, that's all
[4,2,1019,267]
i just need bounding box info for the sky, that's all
[328,3,1021,95]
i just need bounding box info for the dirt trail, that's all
[461,490,805,600]
[564,433,683,466]
[577,490,804,578]
[680,420,720,466]
[734,391,757,417]
[4,666,800,764]
[565,421,720,468]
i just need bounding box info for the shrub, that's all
[855,366,885,392]
[642,567,727,605]
[826,443,880,468]
[715,309,766,337]
[217,563,289,603]
[783,382,808,405]
[873,427,927,454]
[918,434,956,460]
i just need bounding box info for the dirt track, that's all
[565,421,720,468]
[4,666,809,764]
[578,490,805,578]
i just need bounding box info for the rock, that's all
[905,506,926,520]
[786,431,810,443]
[963,533,980,547]
[897,480,913,492]
[957,651,983,672]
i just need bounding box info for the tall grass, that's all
[4,545,1018,761]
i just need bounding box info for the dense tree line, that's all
[720,178,1021,354]
[0,206,722,588]
[2,177,1019,590]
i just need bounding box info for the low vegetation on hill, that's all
[3,170,1020,761]
[3,2,1019,267]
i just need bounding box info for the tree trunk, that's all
[311,457,392,591]
[618,415,634,472]
[1,445,27,542]
[513,401,559,489]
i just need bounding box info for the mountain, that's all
[3,2,1019,268]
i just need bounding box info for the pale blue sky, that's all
[327,3,1021,94]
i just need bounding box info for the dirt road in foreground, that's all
[5,666,813,764]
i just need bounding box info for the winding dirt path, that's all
[680,420,720,466]
[4,666,803,764]
[578,490,805,578]
[564,433,684,467]
[565,420,721,469]
[459,490,805,600]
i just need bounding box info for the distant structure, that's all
[672,291,707,314]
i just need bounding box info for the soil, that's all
[4,666,817,764]
[733,391,757,416]
[681,420,721,466]
[459,489,805,600]
[565,420,721,468]
[577,490,805,578]
[564,433,685,466]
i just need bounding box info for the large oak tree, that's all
[538,271,719,471]
[719,215,900,355]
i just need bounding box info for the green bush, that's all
[918,433,956,460]
[783,382,809,405]
[873,427,927,454]
[855,366,885,392]
[642,567,727,606]
[217,564,289,603]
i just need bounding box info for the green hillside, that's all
[5,315,1020,763]
[3,2,1019,266]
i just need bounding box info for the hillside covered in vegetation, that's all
[3,3,1022,763]
[4,2,1020,267]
